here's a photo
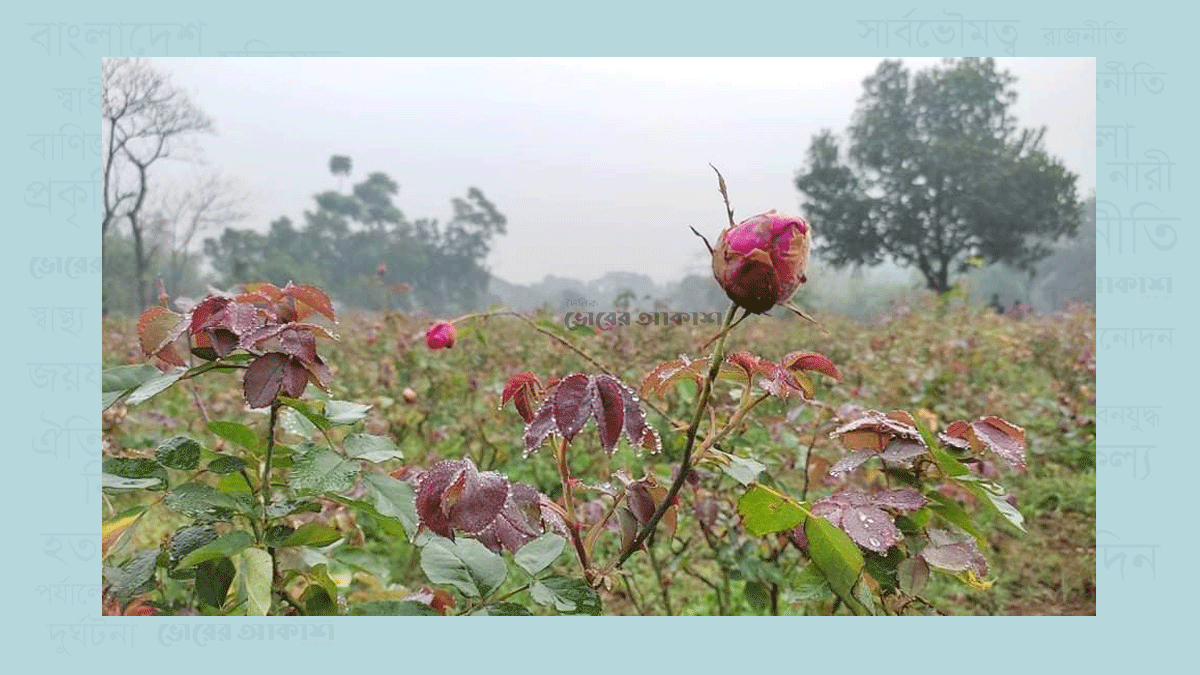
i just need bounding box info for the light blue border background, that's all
[6,0,1187,671]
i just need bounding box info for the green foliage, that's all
[102,276,1093,616]
[203,161,507,314]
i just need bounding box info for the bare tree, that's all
[102,57,213,309]
[152,171,249,300]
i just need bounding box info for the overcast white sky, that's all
[147,56,1096,286]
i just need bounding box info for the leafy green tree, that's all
[203,162,505,313]
[795,58,1080,294]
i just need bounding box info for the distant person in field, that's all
[989,294,1004,314]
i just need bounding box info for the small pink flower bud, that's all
[711,210,810,314]
[402,387,418,404]
[425,321,456,349]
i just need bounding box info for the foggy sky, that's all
[146,56,1096,286]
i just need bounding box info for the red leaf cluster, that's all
[414,457,561,554]
[135,282,337,408]
[521,373,659,456]
[811,489,927,554]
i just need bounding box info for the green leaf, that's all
[925,491,987,547]
[360,471,418,537]
[300,585,337,615]
[288,446,360,496]
[743,580,771,613]
[279,408,319,438]
[207,455,249,474]
[280,522,343,548]
[347,600,439,616]
[420,536,507,598]
[207,420,261,455]
[737,484,807,536]
[195,557,235,608]
[102,474,165,491]
[805,515,869,615]
[108,549,159,604]
[324,400,372,425]
[792,563,834,602]
[913,417,970,477]
[263,525,295,548]
[955,475,1026,533]
[126,367,188,406]
[165,482,240,521]
[176,531,254,568]
[528,575,602,615]
[168,524,218,565]
[102,458,168,492]
[278,397,331,432]
[863,547,903,595]
[102,364,161,409]
[344,434,404,463]
[711,449,766,486]
[237,547,273,616]
[514,533,566,576]
[155,436,202,470]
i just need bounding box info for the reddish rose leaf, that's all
[592,376,625,455]
[502,372,542,424]
[243,352,291,408]
[641,357,706,397]
[284,282,336,322]
[189,295,231,334]
[137,306,187,366]
[416,459,548,554]
[225,302,265,337]
[880,439,927,464]
[970,417,1027,471]
[616,378,657,453]
[282,358,311,399]
[523,397,557,455]
[810,490,912,555]
[829,449,876,477]
[447,466,509,535]
[553,374,593,443]
[831,409,924,451]
[415,460,464,539]
[781,350,842,381]
[203,328,238,358]
[921,529,988,577]
[871,489,927,512]
[626,481,656,524]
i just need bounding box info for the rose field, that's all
[100,287,1096,616]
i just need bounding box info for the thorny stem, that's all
[611,303,739,570]
[556,437,594,584]
[800,410,822,502]
[261,402,280,525]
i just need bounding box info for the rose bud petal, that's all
[711,210,810,314]
[425,321,456,349]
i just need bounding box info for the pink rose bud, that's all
[711,210,810,314]
[425,321,456,349]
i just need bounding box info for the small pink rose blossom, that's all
[425,321,456,349]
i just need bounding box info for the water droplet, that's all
[858,512,868,522]
[868,537,880,548]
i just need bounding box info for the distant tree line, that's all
[203,160,507,314]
